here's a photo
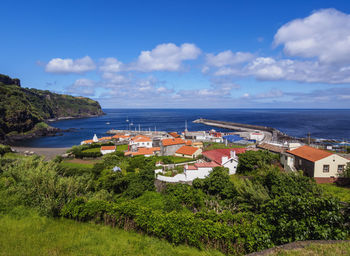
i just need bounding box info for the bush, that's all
[237,150,279,175]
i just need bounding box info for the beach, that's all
[11,147,70,160]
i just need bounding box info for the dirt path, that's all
[11,146,70,160]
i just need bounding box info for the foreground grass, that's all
[319,183,350,202]
[0,214,223,256]
[269,241,350,256]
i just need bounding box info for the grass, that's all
[0,214,223,256]
[59,160,95,170]
[268,241,350,256]
[319,183,350,202]
[154,156,195,164]
[203,142,247,151]
[117,144,128,152]
[82,147,101,153]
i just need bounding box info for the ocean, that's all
[14,109,350,148]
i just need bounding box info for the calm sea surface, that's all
[15,109,350,148]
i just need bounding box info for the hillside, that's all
[0,74,104,142]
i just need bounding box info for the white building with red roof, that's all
[129,135,153,150]
[202,148,247,174]
[100,145,116,155]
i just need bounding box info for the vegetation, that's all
[152,155,194,164]
[319,183,350,202]
[117,144,128,152]
[0,74,103,140]
[237,150,280,175]
[203,142,246,151]
[0,148,349,255]
[0,211,222,256]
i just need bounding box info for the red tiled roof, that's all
[195,162,219,168]
[131,135,152,142]
[185,140,192,146]
[202,148,246,164]
[186,165,198,170]
[162,138,186,146]
[287,145,333,162]
[125,147,160,156]
[175,145,199,156]
[101,146,116,151]
[99,136,112,141]
[169,132,180,138]
[82,139,94,144]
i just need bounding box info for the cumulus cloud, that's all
[274,8,350,64]
[67,78,96,96]
[132,43,201,72]
[45,56,96,74]
[100,57,123,73]
[206,51,254,67]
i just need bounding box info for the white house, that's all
[100,145,116,155]
[129,135,153,149]
[202,148,247,175]
[287,145,350,183]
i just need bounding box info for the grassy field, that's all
[0,214,223,256]
[203,142,247,151]
[268,241,350,256]
[117,144,128,152]
[154,156,195,164]
[319,183,350,202]
[82,147,101,153]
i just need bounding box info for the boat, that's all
[106,122,110,125]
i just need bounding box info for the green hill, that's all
[0,74,104,142]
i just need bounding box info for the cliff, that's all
[0,74,104,142]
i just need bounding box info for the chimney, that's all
[230,150,236,159]
[221,156,228,164]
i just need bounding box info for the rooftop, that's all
[287,145,333,162]
[101,146,116,151]
[175,145,199,155]
[202,148,246,164]
[162,138,186,146]
[258,143,286,153]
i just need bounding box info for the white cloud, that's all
[67,78,96,96]
[132,43,201,72]
[206,50,254,67]
[274,8,350,64]
[45,56,96,74]
[100,57,123,73]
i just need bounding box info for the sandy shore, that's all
[11,146,70,160]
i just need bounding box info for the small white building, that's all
[129,135,153,149]
[100,145,116,155]
[249,132,265,142]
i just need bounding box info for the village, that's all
[78,124,350,184]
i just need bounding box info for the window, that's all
[299,159,302,165]
[338,165,345,172]
[323,165,330,173]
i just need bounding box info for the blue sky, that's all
[1,0,350,108]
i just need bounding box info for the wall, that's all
[161,144,185,156]
[222,159,238,175]
[294,156,315,177]
[314,154,349,178]
[156,167,212,182]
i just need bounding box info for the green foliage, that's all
[320,183,350,202]
[0,144,11,156]
[0,74,103,137]
[237,150,279,175]
[340,163,350,178]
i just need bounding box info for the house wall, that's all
[280,154,295,172]
[101,149,115,155]
[222,159,238,175]
[314,154,349,178]
[294,156,315,177]
[161,144,185,156]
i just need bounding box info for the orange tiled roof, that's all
[131,135,152,142]
[101,146,116,151]
[175,145,199,156]
[82,139,94,144]
[169,132,180,138]
[99,136,112,141]
[185,140,192,146]
[125,147,160,156]
[162,138,186,146]
[112,134,130,139]
[287,145,333,162]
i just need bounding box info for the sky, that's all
[1,0,350,108]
